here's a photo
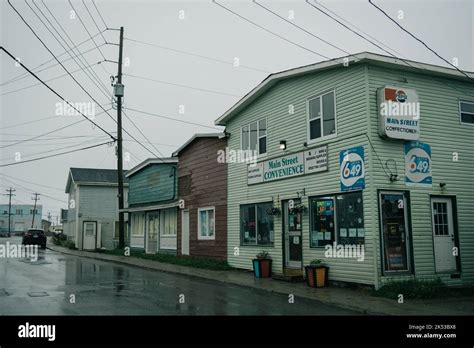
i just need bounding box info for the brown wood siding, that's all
[176,137,227,260]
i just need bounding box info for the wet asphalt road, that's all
[0,236,357,315]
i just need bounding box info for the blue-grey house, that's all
[64,168,129,250]
[0,204,42,235]
[123,158,179,254]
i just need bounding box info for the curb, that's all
[46,244,398,315]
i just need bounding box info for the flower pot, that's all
[305,265,329,288]
[253,258,272,278]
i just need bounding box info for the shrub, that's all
[371,278,448,299]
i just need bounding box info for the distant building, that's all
[42,219,52,232]
[0,204,42,234]
[64,168,129,250]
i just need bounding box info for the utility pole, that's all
[4,188,15,237]
[114,26,125,249]
[31,193,40,228]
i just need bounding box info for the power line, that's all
[0,175,67,204]
[91,0,108,29]
[0,136,109,161]
[368,0,474,82]
[123,73,241,98]
[32,2,162,160]
[0,172,65,192]
[0,60,104,97]
[212,0,330,60]
[7,0,117,134]
[0,107,111,149]
[0,140,113,167]
[31,0,111,99]
[67,0,107,61]
[0,47,115,140]
[253,0,351,56]
[124,37,271,74]
[82,0,108,43]
[123,106,222,130]
[0,30,106,87]
[0,115,61,130]
[122,110,165,157]
[304,0,474,98]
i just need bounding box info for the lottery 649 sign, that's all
[340,146,365,192]
[405,141,432,187]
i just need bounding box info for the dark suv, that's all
[22,229,47,249]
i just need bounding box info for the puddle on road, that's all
[27,291,49,297]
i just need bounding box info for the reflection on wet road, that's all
[0,237,356,315]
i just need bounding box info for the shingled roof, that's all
[65,168,128,193]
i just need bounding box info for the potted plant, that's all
[253,251,272,278]
[289,203,307,215]
[266,207,281,216]
[305,259,329,288]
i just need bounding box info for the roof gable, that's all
[214,52,474,126]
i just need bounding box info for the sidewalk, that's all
[47,243,474,315]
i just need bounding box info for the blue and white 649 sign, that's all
[340,146,365,192]
[405,141,432,187]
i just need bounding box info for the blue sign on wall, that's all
[340,146,365,192]
[404,141,432,187]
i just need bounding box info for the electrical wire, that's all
[0,141,114,168]
[368,0,474,82]
[0,46,116,140]
[123,73,241,98]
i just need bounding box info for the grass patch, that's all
[105,248,234,271]
[371,278,474,300]
[52,233,76,250]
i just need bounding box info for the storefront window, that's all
[240,202,274,245]
[380,192,410,272]
[309,197,335,247]
[309,191,364,247]
[336,192,364,245]
[131,213,145,236]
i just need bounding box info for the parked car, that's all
[22,229,46,249]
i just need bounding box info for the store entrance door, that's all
[431,197,457,273]
[283,199,302,269]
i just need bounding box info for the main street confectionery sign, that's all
[378,86,420,140]
[247,146,327,185]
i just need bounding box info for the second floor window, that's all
[16,209,23,215]
[308,91,336,141]
[460,100,474,124]
[241,118,267,155]
[30,209,38,215]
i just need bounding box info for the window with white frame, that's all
[308,91,336,141]
[131,212,145,236]
[241,118,267,155]
[460,100,474,124]
[198,207,215,240]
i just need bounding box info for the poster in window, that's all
[349,228,357,237]
[339,228,347,237]
[324,232,331,240]
[317,232,324,240]
[357,228,365,237]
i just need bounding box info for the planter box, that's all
[253,258,272,278]
[305,265,329,288]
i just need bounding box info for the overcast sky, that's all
[0,0,472,220]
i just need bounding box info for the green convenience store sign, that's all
[247,146,328,185]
